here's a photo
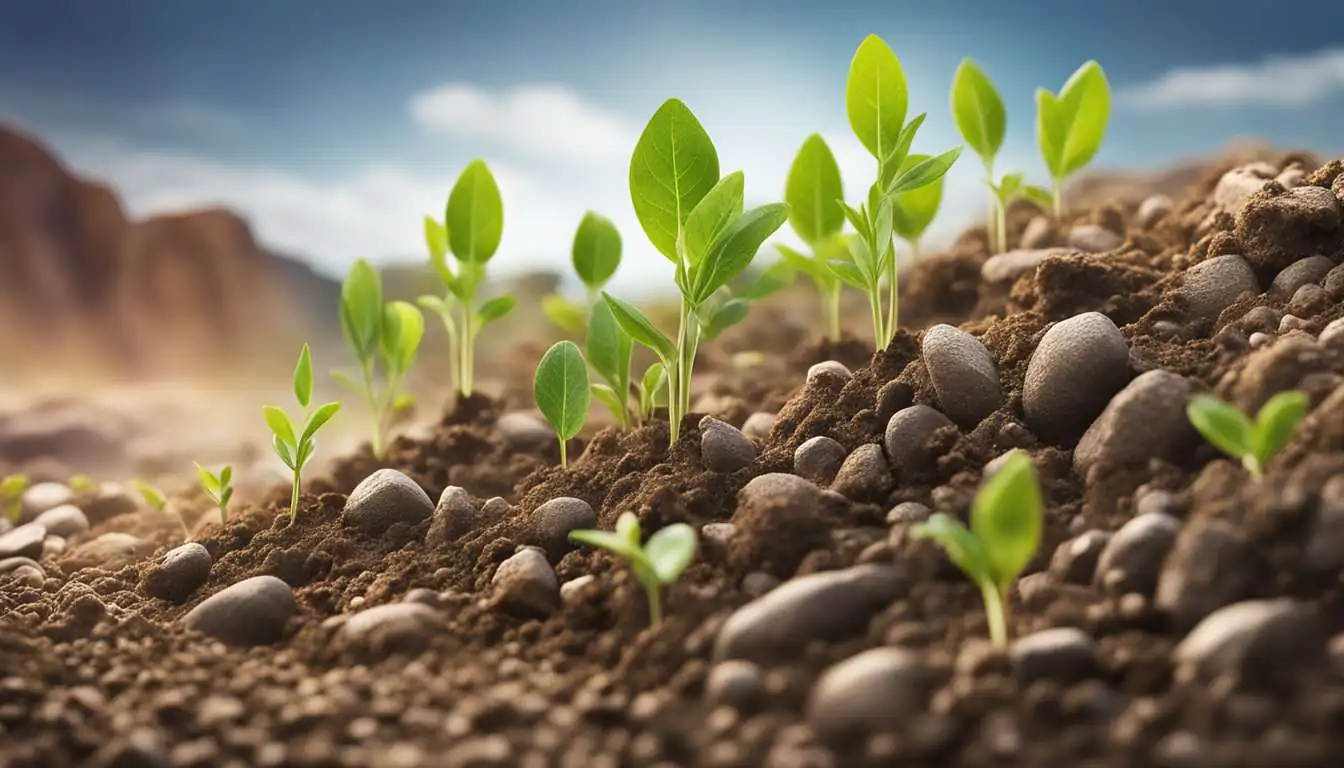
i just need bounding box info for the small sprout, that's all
[194,463,234,525]
[1186,391,1308,479]
[265,344,342,526]
[889,152,947,260]
[542,295,588,335]
[68,474,99,496]
[637,362,668,424]
[913,450,1042,648]
[782,133,846,338]
[1035,61,1111,216]
[533,340,591,468]
[568,512,697,625]
[1,474,30,524]
[131,479,188,540]
[587,297,635,428]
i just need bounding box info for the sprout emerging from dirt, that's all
[543,212,624,335]
[194,463,234,525]
[781,134,847,339]
[1186,391,1308,479]
[913,450,1042,649]
[636,362,668,424]
[131,479,189,540]
[533,341,590,467]
[1035,61,1111,216]
[334,259,424,458]
[0,474,29,524]
[264,344,342,526]
[569,512,697,625]
[68,474,99,496]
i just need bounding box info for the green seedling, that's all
[534,340,590,467]
[836,34,962,350]
[68,474,99,496]
[637,362,669,424]
[604,98,790,445]
[131,479,189,540]
[568,511,697,625]
[544,212,624,335]
[335,259,424,458]
[264,344,342,526]
[194,463,234,525]
[1035,60,1111,216]
[417,160,517,399]
[587,297,635,428]
[0,474,29,524]
[781,133,847,339]
[889,152,948,259]
[1186,391,1308,479]
[913,450,1042,649]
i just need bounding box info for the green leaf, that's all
[568,528,640,561]
[845,34,908,162]
[690,203,791,305]
[682,171,745,267]
[263,405,297,448]
[476,295,517,326]
[602,293,678,363]
[785,134,845,246]
[572,212,622,291]
[446,159,504,264]
[330,369,363,396]
[912,513,992,585]
[738,258,795,301]
[890,153,946,243]
[950,58,1006,163]
[1019,185,1055,211]
[704,298,752,340]
[1055,61,1111,177]
[293,343,314,408]
[534,341,591,442]
[885,146,962,196]
[417,294,449,316]
[997,172,1025,202]
[219,465,232,487]
[827,258,869,290]
[1252,390,1309,466]
[617,511,642,547]
[590,382,627,422]
[587,297,632,387]
[424,215,448,263]
[543,295,587,335]
[195,463,220,495]
[878,113,926,190]
[1035,87,1066,178]
[641,362,667,401]
[301,402,342,444]
[838,200,871,241]
[970,450,1042,589]
[776,243,821,280]
[629,98,720,262]
[1186,394,1255,461]
[132,480,167,512]
[382,301,425,377]
[645,523,697,584]
[340,259,384,364]
[273,434,296,470]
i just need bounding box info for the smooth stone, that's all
[1320,318,1344,346]
[806,647,930,744]
[339,603,441,654]
[183,576,297,647]
[141,542,213,603]
[1067,224,1123,253]
[741,412,776,442]
[1175,599,1324,685]
[921,324,1002,428]
[1049,530,1112,585]
[341,469,434,535]
[1279,314,1306,333]
[6,564,44,589]
[1178,255,1259,319]
[1023,312,1132,445]
[42,535,66,559]
[480,496,512,521]
[32,504,89,539]
[20,482,74,517]
[1074,370,1195,474]
[1270,255,1335,300]
[1136,194,1174,229]
[884,405,956,474]
[806,360,851,385]
[981,247,1073,283]
[1305,478,1344,571]
[1248,332,1273,348]
[530,497,596,562]
[1094,513,1181,596]
[0,523,46,560]
[559,574,596,604]
[403,588,444,608]
[699,416,757,473]
[1211,163,1275,215]
[491,548,560,617]
[496,411,554,451]
[427,486,479,543]
[704,660,765,710]
[1012,627,1097,683]
[793,436,847,485]
[1289,283,1326,315]
[1156,520,1253,633]
[829,444,893,501]
[887,502,932,526]
[0,556,42,575]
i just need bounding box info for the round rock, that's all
[699,416,757,473]
[1067,224,1123,253]
[21,482,74,517]
[705,660,765,710]
[921,324,1002,428]
[1137,194,1174,229]
[1049,530,1111,585]
[1270,255,1335,300]
[1175,599,1324,686]
[491,547,560,617]
[1074,370,1195,475]
[427,486,479,544]
[530,497,596,562]
[339,602,441,656]
[496,411,554,451]
[793,436,846,485]
[141,542,213,603]
[1155,519,1252,633]
[884,405,955,475]
[806,647,930,744]
[1178,255,1259,320]
[829,444,893,502]
[342,469,434,535]
[1023,312,1131,445]
[741,412,776,442]
[183,575,296,647]
[32,504,89,539]
[1094,513,1181,596]
[806,360,851,385]
[0,523,46,560]
[1011,627,1097,683]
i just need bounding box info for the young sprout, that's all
[781,133,846,339]
[68,474,99,497]
[1035,61,1111,216]
[417,160,518,398]
[264,344,342,526]
[194,463,234,525]
[1186,391,1308,479]
[533,341,590,467]
[0,474,29,524]
[889,152,948,261]
[568,511,697,625]
[587,298,635,428]
[604,98,790,444]
[132,479,188,540]
[637,362,668,424]
[912,450,1042,649]
[334,259,424,458]
[544,212,624,335]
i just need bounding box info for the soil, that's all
[4,157,1344,767]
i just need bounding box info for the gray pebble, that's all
[1280,314,1306,333]
[1023,312,1132,445]
[183,575,296,647]
[21,482,74,517]
[1326,264,1344,300]
[1094,513,1181,596]
[1211,163,1275,215]
[559,574,595,604]
[32,504,89,539]
[704,660,764,710]
[1020,215,1054,248]
[530,497,596,561]
[700,522,736,547]
[741,412,776,442]
[342,469,434,535]
[427,486,478,543]
[1074,370,1194,474]
[830,444,892,501]
[141,542,213,603]
[699,416,757,473]
[1248,332,1273,348]
[1156,520,1252,633]
[884,405,955,474]
[1049,530,1112,585]
[1289,283,1326,315]
[7,564,44,589]
[339,602,441,655]
[793,436,846,485]
[1240,305,1280,333]
[887,502,932,526]
[1136,194,1174,229]
[1135,488,1179,517]
[1175,599,1324,686]
[42,535,66,559]
[806,647,930,744]
[981,247,1073,283]
[496,411,554,451]
[921,324,1002,428]
[491,548,560,617]
[480,496,512,521]
[1067,224,1123,253]
[0,523,47,560]
[1270,255,1335,300]
[1319,317,1344,346]
[806,360,851,385]
[1011,627,1097,683]
[1178,254,1259,319]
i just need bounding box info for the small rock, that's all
[32,504,89,539]
[1074,370,1195,474]
[1094,513,1181,596]
[1276,166,1307,188]
[806,647,930,744]
[741,412,776,442]
[427,486,478,543]
[1136,194,1174,229]
[560,574,595,604]
[793,436,846,485]
[830,444,892,501]
[1279,314,1305,333]
[1326,264,1344,300]
[1175,599,1324,686]
[1270,255,1335,300]
[741,572,779,597]
[141,542,213,603]
[700,522,736,547]
[7,564,44,589]
[1067,224,1123,253]
[731,474,849,577]
[887,502,932,526]
[1240,305,1280,332]
[497,411,554,451]
[806,360,851,385]
[1305,478,1344,571]
[491,548,560,617]
[1211,163,1276,214]
[0,523,46,560]
[1236,186,1343,271]
[1020,216,1054,248]
[1248,332,1272,348]
[183,576,296,647]
[981,247,1074,283]
[1049,530,1112,585]
[342,470,434,535]
[0,556,41,576]
[339,603,441,655]
[1177,255,1259,320]
[480,496,512,521]
[699,416,757,473]
[1023,312,1131,445]
[1136,487,1179,519]
[21,482,74,517]
[1011,627,1097,683]
[530,497,596,562]
[921,324,1003,428]
[1156,520,1252,633]
[1289,283,1326,315]
[1319,318,1344,346]
[705,660,764,710]
[884,405,956,474]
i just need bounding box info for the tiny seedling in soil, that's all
[1035,60,1111,216]
[131,479,189,540]
[543,212,624,335]
[568,511,697,626]
[1186,390,1309,479]
[194,463,234,525]
[264,344,342,526]
[636,361,669,424]
[913,450,1042,649]
[0,474,29,524]
[334,259,424,458]
[67,474,99,496]
[533,340,590,467]
[781,133,847,339]
[587,297,635,428]
[416,160,518,399]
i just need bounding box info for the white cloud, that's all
[1119,48,1344,109]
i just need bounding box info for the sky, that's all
[3,0,1344,296]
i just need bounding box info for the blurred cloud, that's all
[1120,48,1344,109]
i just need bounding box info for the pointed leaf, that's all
[263,405,296,448]
[646,523,697,584]
[616,511,642,547]
[827,258,869,289]
[273,434,296,470]
[424,215,449,263]
[1056,61,1111,176]
[301,402,342,444]
[838,200,871,241]
[890,153,946,243]
[568,528,640,561]
[587,297,632,386]
[293,344,314,408]
[330,369,363,396]
[846,34,908,161]
[1186,394,1255,461]
[691,203,791,305]
[383,301,424,376]
[534,341,590,442]
[970,450,1043,589]
[340,259,383,363]
[590,382,628,422]
[739,258,796,300]
[786,134,845,246]
[446,159,504,264]
[950,58,1007,163]
[1018,185,1055,211]
[912,513,992,585]
[1035,87,1067,178]
[219,465,232,487]
[878,113,927,190]
[704,298,751,340]
[629,98,720,262]
[683,171,745,267]
[641,362,667,401]
[417,294,449,316]
[885,146,962,196]
[1252,390,1309,466]
[602,293,677,362]
[572,211,622,290]
[476,295,517,325]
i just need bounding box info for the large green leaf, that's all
[572,212,622,290]
[340,259,383,364]
[534,341,591,442]
[690,203,790,305]
[629,99,720,262]
[586,297,633,388]
[890,153,946,242]
[602,293,677,363]
[263,405,297,448]
[950,58,1006,163]
[969,450,1043,589]
[845,34,908,162]
[682,171,745,267]
[785,134,844,246]
[446,159,504,264]
[1056,61,1111,176]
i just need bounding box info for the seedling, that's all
[533,340,590,467]
[131,479,189,540]
[1035,61,1111,216]
[587,297,635,428]
[335,259,424,458]
[417,160,517,398]
[0,474,29,524]
[912,450,1042,648]
[568,511,697,625]
[604,98,790,444]
[194,463,234,525]
[834,35,962,349]
[637,362,668,424]
[544,212,624,335]
[264,344,342,526]
[889,152,948,259]
[1186,391,1308,479]
[68,474,99,496]
[781,134,846,339]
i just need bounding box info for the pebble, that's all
[704,660,765,710]
[491,548,560,617]
[480,496,512,521]
[1305,478,1344,571]
[793,436,847,485]
[713,564,906,663]
[921,324,1002,428]
[1279,314,1306,333]
[339,603,441,655]
[42,535,66,559]
[699,416,757,472]
[1270,255,1335,300]
[32,504,89,539]
[1136,194,1174,229]
[700,522,736,548]
[66,532,149,570]
[1236,186,1343,271]
[981,247,1073,283]
[141,542,213,603]
[1289,283,1326,315]
[1248,332,1272,348]
[829,444,893,501]
[7,564,44,589]
[1211,163,1275,215]
[1177,255,1259,319]
[1073,370,1194,474]
[1049,530,1112,585]
[1319,317,1344,346]
[1020,215,1054,248]
[530,497,596,562]
[884,405,955,474]
[403,588,444,608]
[887,502,932,526]
[496,411,554,451]
[559,574,595,604]
[805,647,930,744]
[1175,599,1324,686]
[183,575,297,647]
[1155,519,1251,633]
[1276,165,1307,188]
[20,482,74,517]
[1011,627,1097,683]
[0,523,47,560]
[1022,312,1131,445]
[1327,264,1344,300]
[806,360,851,385]
[741,412,776,442]
[1067,224,1123,253]
[341,469,434,535]
[731,473,849,576]
[0,555,42,576]
[427,486,479,543]
[1094,513,1181,596]
[1240,305,1280,332]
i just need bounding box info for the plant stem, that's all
[1052,177,1063,218]
[824,284,842,341]
[559,437,568,468]
[981,581,1009,648]
[219,503,227,526]
[984,158,998,252]
[288,469,301,526]
[645,582,663,626]
[1242,455,1263,479]
[867,283,885,352]
[885,250,899,345]
[361,363,384,459]
[457,298,475,398]
[996,198,1008,254]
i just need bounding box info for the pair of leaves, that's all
[1037,61,1111,182]
[987,173,1054,212]
[194,463,234,510]
[534,341,590,446]
[1186,391,1309,477]
[265,344,342,473]
[569,512,697,589]
[573,212,622,292]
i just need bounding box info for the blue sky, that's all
[3,0,1343,293]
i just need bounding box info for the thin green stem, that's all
[360,362,384,459]
[824,284,842,341]
[984,158,998,252]
[218,503,227,526]
[996,198,1008,254]
[1242,455,1264,479]
[559,437,568,468]
[981,581,1009,648]
[288,469,301,526]
[645,582,663,626]
[1052,177,1063,218]
[867,283,885,353]
[885,250,898,345]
